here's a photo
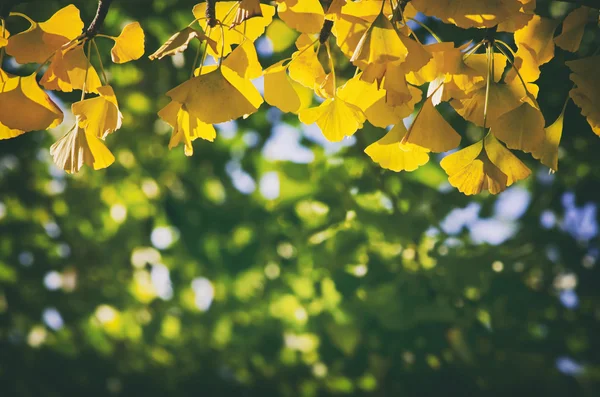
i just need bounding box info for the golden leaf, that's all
[111,22,145,64]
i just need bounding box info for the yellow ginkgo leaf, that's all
[382,62,413,106]
[158,100,216,156]
[333,0,380,60]
[490,101,545,153]
[263,60,310,114]
[0,73,63,131]
[365,123,430,172]
[149,27,217,60]
[484,133,531,186]
[406,42,456,86]
[532,111,563,172]
[554,6,594,53]
[111,22,145,64]
[40,46,102,94]
[338,75,421,127]
[350,11,410,68]
[223,40,263,79]
[288,46,326,91]
[411,0,523,29]
[451,82,523,127]
[5,5,83,64]
[298,95,365,142]
[0,122,24,140]
[514,15,559,66]
[402,96,461,152]
[566,56,600,136]
[193,1,275,57]
[441,140,507,195]
[72,85,123,138]
[277,0,325,34]
[497,0,536,32]
[232,0,264,26]
[505,43,540,84]
[50,125,115,173]
[167,66,263,124]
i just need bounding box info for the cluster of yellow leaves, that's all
[0,4,145,173]
[3,0,598,195]
[147,0,599,196]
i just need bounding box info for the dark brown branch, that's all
[86,0,114,37]
[483,25,498,45]
[206,0,217,27]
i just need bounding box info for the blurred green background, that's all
[1,0,599,396]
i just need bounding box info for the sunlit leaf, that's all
[111,22,145,63]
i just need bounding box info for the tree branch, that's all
[206,0,217,27]
[86,0,114,37]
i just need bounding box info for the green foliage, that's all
[0,1,599,396]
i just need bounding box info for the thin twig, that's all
[86,0,114,38]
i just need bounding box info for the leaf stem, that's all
[494,42,533,100]
[482,42,492,129]
[81,40,92,100]
[408,17,442,43]
[325,41,336,87]
[92,39,108,85]
[8,11,35,25]
[191,39,203,78]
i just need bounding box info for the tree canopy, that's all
[0,0,599,396]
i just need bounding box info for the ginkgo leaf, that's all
[406,42,456,86]
[158,100,216,156]
[298,95,365,142]
[0,122,24,140]
[193,1,275,57]
[497,0,536,32]
[484,133,530,186]
[566,56,600,136]
[50,125,115,173]
[532,111,563,172]
[350,11,410,68]
[232,0,264,27]
[149,27,217,60]
[451,82,523,127]
[111,22,145,63]
[288,46,326,91]
[6,4,83,64]
[223,40,263,79]
[337,75,421,127]
[277,0,325,34]
[441,140,508,195]
[40,46,102,94]
[72,85,123,138]
[411,0,523,28]
[167,66,263,124]
[402,96,461,152]
[365,123,430,172]
[263,60,310,114]
[0,73,63,131]
[333,0,381,60]
[490,101,545,153]
[514,15,559,66]
[554,6,593,53]
[505,44,540,84]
